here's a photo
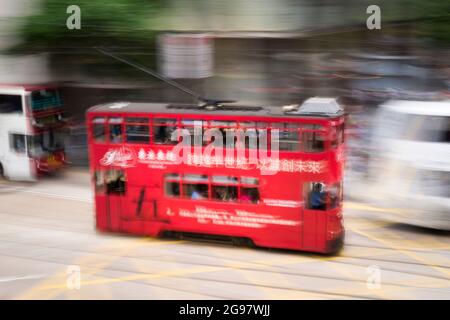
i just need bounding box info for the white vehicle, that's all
[367,99,450,230]
[0,84,67,181]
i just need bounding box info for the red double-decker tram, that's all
[87,97,345,254]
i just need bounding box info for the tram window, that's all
[181,119,204,146]
[329,182,342,209]
[272,123,301,129]
[125,124,150,143]
[223,128,238,148]
[212,185,237,202]
[108,118,123,143]
[209,121,237,148]
[303,124,324,130]
[240,187,260,204]
[212,176,238,184]
[271,123,300,151]
[126,117,147,124]
[153,118,178,144]
[92,118,106,142]
[210,120,237,128]
[304,182,326,210]
[338,124,344,144]
[243,129,259,149]
[183,183,208,200]
[331,124,344,148]
[254,123,269,150]
[211,175,238,202]
[166,173,181,180]
[105,170,126,195]
[239,121,256,128]
[165,181,180,197]
[164,173,181,197]
[272,129,300,151]
[181,119,203,126]
[241,177,259,185]
[10,133,26,153]
[183,174,208,183]
[182,174,208,199]
[303,131,325,153]
[94,170,106,194]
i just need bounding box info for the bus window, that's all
[105,169,126,195]
[302,131,325,153]
[164,173,181,197]
[212,176,238,202]
[92,117,106,142]
[153,118,178,144]
[108,118,123,143]
[30,89,62,111]
[182,174,208,199]
[0,94,22,113]
[125,118,150,144]
[304,182,326,210]
[240,187,260,204]
[94,170,106,194]
[10,134,26,153]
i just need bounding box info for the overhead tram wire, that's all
[95,47,236,109]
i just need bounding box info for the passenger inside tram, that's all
[105,170,126,195]
[309,183,326,210]
[109,124,122,143]
[213,186,237,201]
[187,184,208,200]
[240,187,260,204]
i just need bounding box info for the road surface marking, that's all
[347,225,450,278]
[0,274,47,283]
[17,238,184,299]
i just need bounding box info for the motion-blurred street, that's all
[0,169,448,299]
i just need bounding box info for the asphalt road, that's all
[0,169,449,299]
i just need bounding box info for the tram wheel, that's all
[232,237,253,247]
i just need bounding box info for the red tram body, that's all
[87,98,345,254]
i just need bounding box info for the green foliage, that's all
[13,0,168,51]
[8,0,170,79]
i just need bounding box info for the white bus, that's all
[368,99,450,230]
[0,84,67,181]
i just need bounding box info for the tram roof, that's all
[87,97,344,119]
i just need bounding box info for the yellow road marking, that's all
[18,238,185,299]
[347,226,450,278]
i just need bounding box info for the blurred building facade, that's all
[0,0,51,83]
